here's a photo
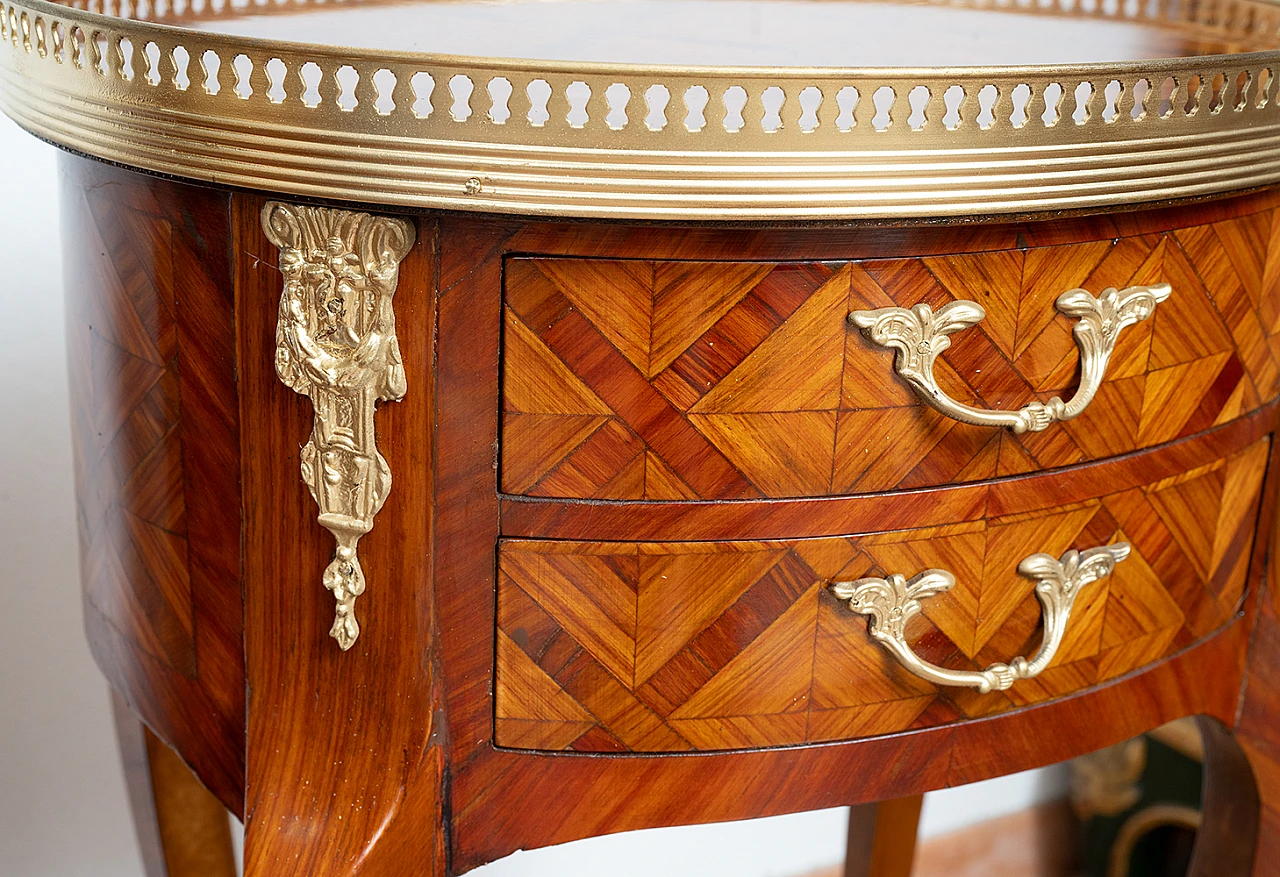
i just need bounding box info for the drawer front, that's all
[494,438,1268,752]
[501,220,1280,499]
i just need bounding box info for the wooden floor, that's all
[805,800,1077,877]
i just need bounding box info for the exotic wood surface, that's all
[501,408,1278,542]
[61,157,244,811]
[429,204,1280,872]
[502,215,1280,498]
[844,796,923,877]
[1237,592,1280,873]
[112,693,238,877]
[237,194,447,877]
[58,158,1280,877]
[494,439,1268,751]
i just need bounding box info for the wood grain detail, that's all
[503,217,1280,499]
[62,156,245,811]
[113,691,238,877]
[438,205,1277,868]
[237,196,447,877]
[844,795,925,877]
[55,161,1280,877]
[495,439,1269,751]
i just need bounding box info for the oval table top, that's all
[4,0,1280,219]
[184,0,1260,67]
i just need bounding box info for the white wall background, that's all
[0,114,1065,877]
[0,120,145,876]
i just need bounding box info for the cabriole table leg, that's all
[112,692,237,877]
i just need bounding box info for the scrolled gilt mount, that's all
[832,543,1130,693]
[262,202,415,651]
[850,284,1171,433]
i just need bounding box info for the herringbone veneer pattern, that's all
[65,189,197,675]
[495,439,1268,751]
[502,216,1280,498]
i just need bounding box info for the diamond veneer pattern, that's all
[495,440,1269,751]
[502,218,1280,498]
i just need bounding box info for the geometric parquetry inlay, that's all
[495,439,1268,751]
[64,189,196,676]
[502,213,1280,498]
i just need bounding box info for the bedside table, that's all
[5,0,1280,874]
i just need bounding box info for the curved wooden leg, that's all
[1187,716,1260,877]
[1232,591,1280,877]
[239,195,447,877]
[111,691,238,877]
[844,795,923,877]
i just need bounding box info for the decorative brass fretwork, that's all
[831,543,1130,693]
[262,201,415,650]
[7,0,1280,220]
[850,284,1171,433]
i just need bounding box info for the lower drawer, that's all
[495,438,1269,753]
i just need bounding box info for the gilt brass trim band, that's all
[6,0,1280,218]
[851,284,1170,433]
[832,543,1130,693]
[262,201,414,650]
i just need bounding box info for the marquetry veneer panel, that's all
[61,158,244,807]
[66,190,196,676]
[494,438,1268,752]
[502,214,1280,498]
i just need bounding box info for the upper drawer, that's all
[501,224,1280,499]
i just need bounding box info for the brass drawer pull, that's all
[849,284,1170,434]
[831,543,1130,693]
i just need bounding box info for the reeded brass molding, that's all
[262,201,414,650]
[850,283,1170,433]
[831,543,1130,693]
[6,0,1280,218]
